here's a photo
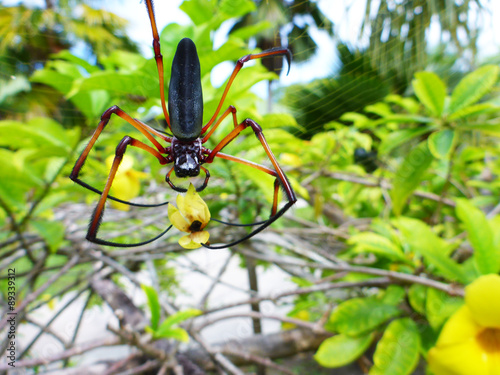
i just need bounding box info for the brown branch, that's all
[308,170,457,207]
[222,348,296,375]
[0,337,119,371]
[204,277,392,315]
[197,311,327,334]
[241,249,465,297]
[0,255,80,331]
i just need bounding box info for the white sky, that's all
[3,0,500,84]
[100,0,500,84]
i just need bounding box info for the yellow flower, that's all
[428,274,500,375]
[168,183,210,249]
[106,155,148,211]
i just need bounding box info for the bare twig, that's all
[0,255,80,331]
[0,337,119,371]
[222,348,295,375]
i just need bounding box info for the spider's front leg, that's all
[87,136,172,247]
[70,105,171,208]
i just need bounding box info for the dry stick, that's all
[28,273,89,312]
[18,287,89,360]
[114,360,160,375]
[0,337,120,371]
[313,170,457,207]
[0,196,36,263]
[107,325,168,362]
[24,316,68,346]
[244,252,265,375]
[205,277,393,315]
[173,257,252,295]
[63,290,94,367]
[244,250,465,297]
[88,250,142,287]
[14,252,48,297]
[281,214,350,240]
[222,348,296,375]
[198,251,234,309]
[0,255,80,332]
[190,331,241,375]
[102,353,141,375]
[197,311,327,334]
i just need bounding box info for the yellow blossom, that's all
[428,274,500,375]
[106,155,147,211]
[168,183,210,249]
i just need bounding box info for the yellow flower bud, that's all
[168,183,211,249]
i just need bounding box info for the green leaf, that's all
[369,318,420,375]
[408,284,427,315]
[159,308,202,331]
[30,220,65,253]
[153,326,190,342]
[412,72,446,116]
[52,50,100,74]
[425,288,464,330]
[372,114,434,126]
[380,285,406,306]
[348,232,407,262]
[314,332,373,368]
[448,65,499,115]
[180,0,217,25]
[455,199,499,274]
[327,297,401,336]
[448,103,500,120]
[219,0,256,18]
[428,129,456,159]
[142,285,161,331]
[379,126,435,155]
[456,122,500,136]
[230,21,272,41]
[390,142,433,215]
[0,118,73,151]
[0,149,45,210]
[393,217,469,283]
[31,69,74,95]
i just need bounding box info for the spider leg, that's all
[70,106,171,208]
[202,105,237,143]
[202,119,297,249]
[202,48,291,134]
[144,0,170,128]
[87,136,172,247]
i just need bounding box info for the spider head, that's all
[174,153,200,177]
[171,137,202,178]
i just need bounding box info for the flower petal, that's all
[466,274,500,328]
[109,173,141,211]
[177,183,210,225]
[106,154,134,172]
[168,203,191,233]
[428,338,490,375]
[178,234,202,249]
[190,230,209,244]
[436,306,482,347]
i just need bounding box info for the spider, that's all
[70,0,297,249]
